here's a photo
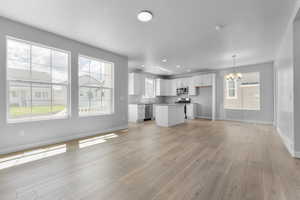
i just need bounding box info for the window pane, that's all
[9,81,31,119]
[52,51,68,83]
[90,60,102,83]
[7,40,31,81]
[7,60,31,81]
[32,46,51,66]
[103,63,113,88]
[52,51,68,67]
[101,88,113,114]
[31,64,51,83]
[52,85,68,117]
[228,89,235,97]
[79,87,91,115]
[228,80,235,89]
[7,39,30,63]
[32,83,51,117]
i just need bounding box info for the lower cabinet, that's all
[128,104,145,122]
[186,103,197,119]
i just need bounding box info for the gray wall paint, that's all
[0,17,128,154]
[216,62,274,124]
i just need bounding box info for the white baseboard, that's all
[0,124,128,155]
[215,117,273,125]
[196,116,212,120]
[276,127,295,157]
[294,151,300,158]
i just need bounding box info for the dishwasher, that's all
[144,104,153,121]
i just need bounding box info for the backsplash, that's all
[128,95,165,104]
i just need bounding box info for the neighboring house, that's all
[9,67,112,114]
[9,68,67,107]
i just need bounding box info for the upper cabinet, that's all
[193,74,213,87]
[130,72,215,97]
[155,79,166,96]
[128,73,145,95]
[156,79,176,96]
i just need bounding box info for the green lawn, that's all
[10,105,66,117]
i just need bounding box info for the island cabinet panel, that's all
[155,104,185,127]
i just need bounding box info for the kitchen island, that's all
[155,104,185,127]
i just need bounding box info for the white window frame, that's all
[6,36,71,123]
[78,54,115,117]
[226,79,238,99]
[143,77,156,99]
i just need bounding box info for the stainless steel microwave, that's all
[176,87,189,96]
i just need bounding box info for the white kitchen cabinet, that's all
[156,79,176,96]
[187,77,197,96]
[155,104,185,127]
[186,103,197,119]
[155,79,166,96]
[202,74,212,86]
[166,79,177,96]
[128,73,145,95]
[193,74,213,87]
[128,104,145,122]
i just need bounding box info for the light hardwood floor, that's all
[0,119,300,200]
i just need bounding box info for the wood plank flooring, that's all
[0,119,300,200]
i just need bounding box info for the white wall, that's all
[293,18,300,154]
[274,1,300,157]
[0,17,128,154]
[216,62,274,124]
[274,22,295,155]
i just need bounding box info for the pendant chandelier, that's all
[225,55,242,81]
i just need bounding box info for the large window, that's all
[224,72,260,110]
[7,38,70,122]
[78,55,114,116]
[144,78,155,98]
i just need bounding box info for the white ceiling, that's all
[0,0,297,75]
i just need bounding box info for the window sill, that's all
[79,112,115,118]
[224,108,260,111]
[7,115,70,124]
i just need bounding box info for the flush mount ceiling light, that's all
[187,69,191,72]
[162,59,167,63]
[176,65,181,68]
[137,10,153,22]
[215,24,224,31]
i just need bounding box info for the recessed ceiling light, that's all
[176,65,181,68]
[187,69,191,72]
[141,65,145,67]
[162,59,167,63]
[137,10,153,22]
